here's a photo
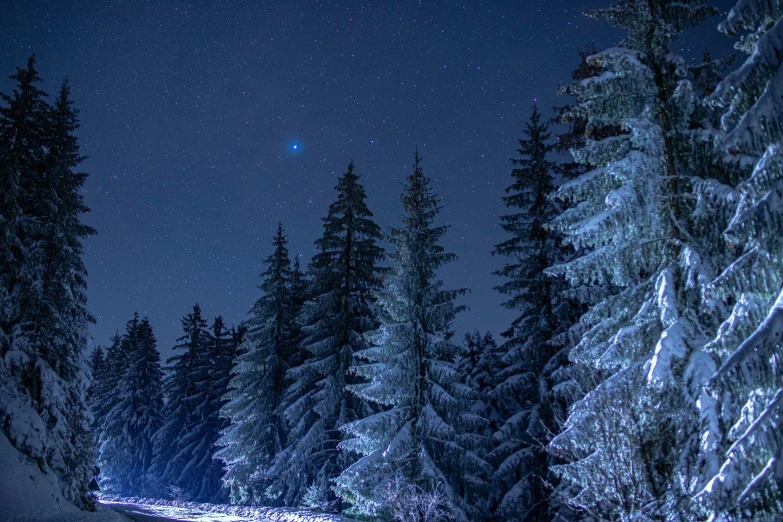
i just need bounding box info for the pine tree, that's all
[541,2,744,519]
[269,162,385,508]
[694,1,783,518]
[551,46,625,181]
[153,303,212,498]
[0,56,48,313]
[193,316,237,504]
[267,255,321,508]
[545,48,625,522]
[453,331,504,519]
[89,346,105,382]
[92,334,123,436]
[335,153,486,521]
[0,58,96,509]
[98,314,164,496]
[216,223,296,505]
[87,344,106,439]
[167,308,220,501]
[162,314,241,503]
[489,106,575,521]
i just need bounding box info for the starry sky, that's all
[1,0,735,360]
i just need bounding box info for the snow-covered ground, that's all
[11,505,128,522]
[100,496,355,522]
[0,432,125,521]
[0,427,353,522]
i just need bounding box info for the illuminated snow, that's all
[100,497,355,522]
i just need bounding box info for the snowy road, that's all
[110,503,182,521]
[100,498,353,522]
[108,502,247,521]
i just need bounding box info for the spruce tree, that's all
[98,314,164,496]
[489,106,574,521]
[0,58,96,508]
[216,223,296,504]
[335,153,486,521]
[269,162,385,508]
[195,316,236,504]
[89,346,105,382]
[0,56,48,310]
[153,303,212,498]
[163,314,242,503]
[453,331,504,519]
[92,333,123,436]
[694,1,783,517]
[542,2,741,519]
[267,255,321,507]
[167,309,219,501]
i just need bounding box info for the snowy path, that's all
[110,503,188,521]
[100,498,354,522]
[108,501,256,521]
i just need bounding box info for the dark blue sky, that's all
[1,0,735,359]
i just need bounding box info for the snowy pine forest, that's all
[2,0,783,521]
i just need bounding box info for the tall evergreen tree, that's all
[166,308,220,501]
[335,153,486,521]
[694,1,783,518]
[0,56,48,310]
[0,57,96,508]
[162,314,244,503]
[489,106,574,521]
[193,316,237,504]
[453,331,504,519]
[542,2,740,519]
[269,162,385,508]
[98,314,164,496]
[89,346,105,382]
[153,303,212,498]
[91,333,123,435]
[216,223,296,504]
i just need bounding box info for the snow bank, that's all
[100,495,356,521]
[0,431,124,521]
[0,429,71,520]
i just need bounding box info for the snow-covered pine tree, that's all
[453,331,504,519]
[194,316,236,504]
[268,162,385,508]
[0,57,47,325]
[153,303,212,498]
[216,223,296,505]
[695,1,783,518]
[267,255,322,508]
[164,314,243,503]
[0,58,96,509]
[166,307,222,501]
[95,335,133,492]
[98,314,164,496]
[89,346,104,378]
[544,48,627,522]
[335,153,486,521]
[91,333,123,437]
[87,346,105,414]
[552,46,625,182]
[489,106,575,521]
[541,1,743,519]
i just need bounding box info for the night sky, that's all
[1,0,735,360]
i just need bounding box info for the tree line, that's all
[2,0,783,520]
